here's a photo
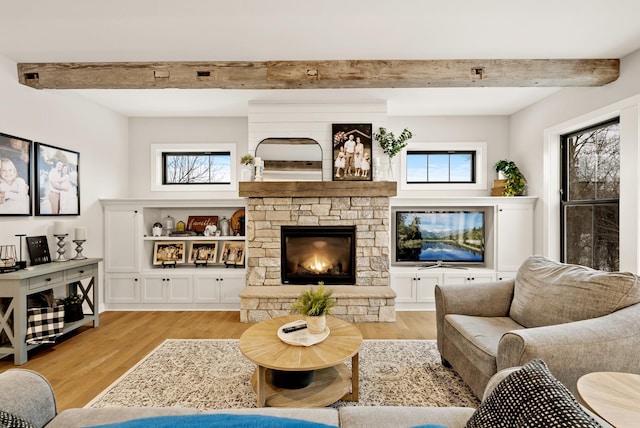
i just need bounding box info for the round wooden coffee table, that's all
[239,314,363,407]
[577,372,640,428]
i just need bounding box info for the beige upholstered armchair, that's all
[436,255,640,398]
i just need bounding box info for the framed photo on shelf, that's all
[26,236,51,265]
[0,133,32,216]
[188,241,218,264]
[332,123,373,182]
[153,241,186,265]
[219,241,245,265]
[34,142,80,216]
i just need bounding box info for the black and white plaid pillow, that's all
[0,410,36,428]
[466,359,601,428]
[25,306,65,345]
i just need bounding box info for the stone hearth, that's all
[239,181,397,322]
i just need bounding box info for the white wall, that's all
[0,54,128,264]
[127,117,248,200]
[511,48,640,272]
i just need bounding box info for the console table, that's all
[0,258,101,365]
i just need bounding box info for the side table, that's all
[577,371,640,428]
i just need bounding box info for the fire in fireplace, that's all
[281,226,356,285]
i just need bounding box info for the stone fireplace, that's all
[239,181,397,322]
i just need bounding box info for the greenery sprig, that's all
[60,294,83,306]
[290,283,335,316]
[373,127,413,158]
[240,154,254,165]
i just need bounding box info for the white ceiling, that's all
[1,0,639,117]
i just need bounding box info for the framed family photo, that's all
[332,123,373,182]
[219,241,245,265]
[34,142,80,216]
[188,241,218,264]
[0,133,32,216]
[153,241,186,265]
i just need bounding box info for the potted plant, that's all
[494,160,526,196]
[290,283,335,334]
[59,294,84,323]
[373,127,413,180]
[239,154,254,181]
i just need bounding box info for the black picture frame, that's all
[34,142,80,216]
[0,132,32,216]
[26,236,51,265]
[332,123,373,181]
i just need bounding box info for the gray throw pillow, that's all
[465,359,601,427]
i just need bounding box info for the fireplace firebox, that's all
[281,226,356,285]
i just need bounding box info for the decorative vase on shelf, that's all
[387,157,395,181]
[306,314,327,335]
[241,165,253,181]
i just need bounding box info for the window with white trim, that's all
[400,142,487,191]
[151,143,237,192]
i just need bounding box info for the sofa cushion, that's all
[465,359,600,428]
[339,406,475,428]
[0,410,36,428]
[510,255,640,328]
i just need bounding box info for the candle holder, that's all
[72,240,87,260]
[54,234,69,262]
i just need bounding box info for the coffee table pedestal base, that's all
[251,364,354,407]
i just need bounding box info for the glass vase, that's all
[387,157,395,181]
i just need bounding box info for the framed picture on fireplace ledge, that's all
[219,241,245,265]
[332,123,372,182]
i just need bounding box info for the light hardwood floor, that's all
[0,311,436,411]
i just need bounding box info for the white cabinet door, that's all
[141,276,166,302]
[104,205,140,272]
[496,272,517,281]
[443,272,495,285]
[497,202,534,272]
[105,274,140,303]
[391,271,441,303]
[415,274,440,303]
[219,271,245,304]
[193,274,220,303]
[141,274,193,303]
[390,273,417,303]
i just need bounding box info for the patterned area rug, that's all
[87,339,479,409]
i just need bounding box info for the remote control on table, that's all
[282,324,307,333]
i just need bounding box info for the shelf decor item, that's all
[332,123,373,182]
[219,241,244,266]
[493,160,526,196]
[290,283,335,334]
[373,127,413,181]
[26,236,51,265]
[0,132,32,216]
[187,216,218,235]
[153,241,186,266]
[188,241,218,265]
[34,142,80,216]
[0,244,17,272]
[240,154,254,181]
[59,293,84,323]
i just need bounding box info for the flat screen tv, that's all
[393,209,485,267]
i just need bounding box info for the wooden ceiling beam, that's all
[17,59,619,90]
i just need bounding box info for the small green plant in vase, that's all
[373,127,413,180]
[290,283,335,334]
[59,294,84,323]
[494,160,526,196]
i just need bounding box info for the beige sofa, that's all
[436,255,640,399]
[0,363,610,428]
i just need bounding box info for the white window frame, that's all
[400,142,487,191]
[151,143,237,192]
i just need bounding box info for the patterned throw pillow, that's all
[466,359,601,428]
[0,410,36,428]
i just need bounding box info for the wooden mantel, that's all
[17,59,619,90]
[238,181,397,198]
